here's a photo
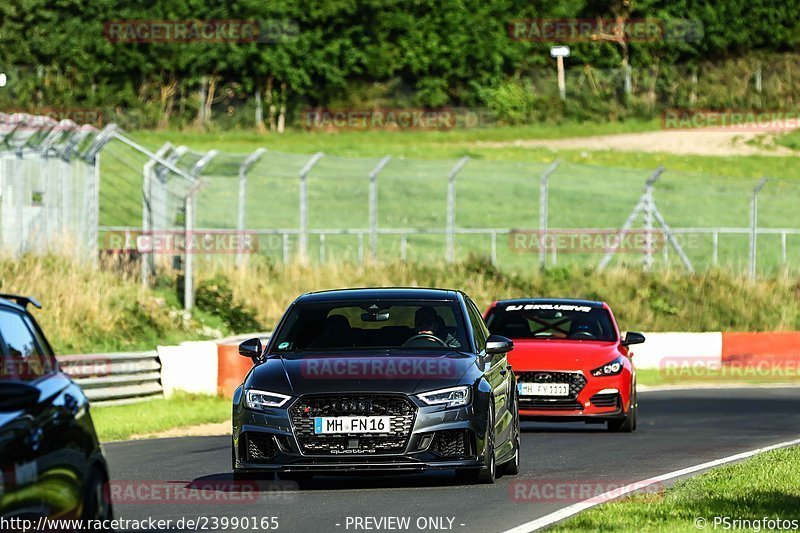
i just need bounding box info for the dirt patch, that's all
[478,130,796,156]
[126,421,230,440]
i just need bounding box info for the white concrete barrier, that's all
[632,332,722,369]
[158,340,219,397]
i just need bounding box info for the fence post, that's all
[369,156,391,262]
[446,157,470,263]
[490,231,497,266]
[298,152,324,264]
[781,231,787,265]
[319,234,326,264]
[539,161,560,267]
[141,143,173,287]
[183,150,217,312]
[712,230,719,266]
[643,172,656,271]
[237,148,266,266]
[749,177,768,280]
[89,150,100,265]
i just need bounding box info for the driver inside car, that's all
[413,306,461,348]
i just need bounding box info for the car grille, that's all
[243,433,278,462]
[589,392,620,408]
[429,430,471,459]
[289,394,417,455]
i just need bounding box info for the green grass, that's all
[90,393,230,442]
[776,129,800,151]
[636,368,800,387]
[551,445,800,532]
[9,255,799,354]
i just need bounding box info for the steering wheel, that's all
[570,331,597,339]
[402,333,447,348]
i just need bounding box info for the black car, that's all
[232,288,519,484]
[0,294,112,524]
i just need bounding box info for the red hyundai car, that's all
[484,299,644,432]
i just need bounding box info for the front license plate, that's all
[314,416,392,434]
[518,383,570,397]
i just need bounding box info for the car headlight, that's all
[417,386,471,408]
[591,357,625,377]
[246,389,292,410]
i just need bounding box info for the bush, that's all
[479,80,537,125]
[194,275,263,333]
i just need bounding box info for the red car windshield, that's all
[485,303,617,342]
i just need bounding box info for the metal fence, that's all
[0,113,111,257]
[2,114,799,315]
[57,350,162,404]
[98,142,800,284]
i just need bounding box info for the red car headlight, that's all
[591,357,624,377]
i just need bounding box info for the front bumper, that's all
[232,392,488,473]
[516,370,631,421]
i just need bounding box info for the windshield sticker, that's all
[505,303,592,313]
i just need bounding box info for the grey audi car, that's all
[231,288,519,484]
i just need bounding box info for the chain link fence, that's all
[2,114,798,313]
[95,133,800,280]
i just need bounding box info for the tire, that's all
[608,386,637,433]
[501,410,521,476]
[455,404,497,484]
[82,466,113,523]
[476,405,497,483]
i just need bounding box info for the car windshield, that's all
[485,303,617,342]
[269,300,468,352]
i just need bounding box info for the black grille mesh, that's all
[289,394,416,455]
[429,430,470,458]
[589,393,620,408]
[244,433,278,462]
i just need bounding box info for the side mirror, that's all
[0,383,40,412]
[239,337,263,362]
[485,334,514,355]
[621,332,646,346]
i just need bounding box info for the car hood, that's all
[245,350,477,395]
[507,339,624,371]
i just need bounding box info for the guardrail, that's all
[56,351,163,404]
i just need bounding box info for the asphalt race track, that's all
[105,388,800,533]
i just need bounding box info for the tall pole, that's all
[539,160,560,267]
[184,192,194,312]
[369,156,391,262]
[298,152,324,264]
[237,148,266,265]
[749,177,768,279]
[446,157,469,263]
[557,56,566,101]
